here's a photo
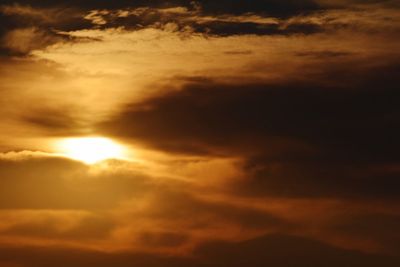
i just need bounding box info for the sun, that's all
[57,137,126,164]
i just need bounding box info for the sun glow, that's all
[57,137,126,164]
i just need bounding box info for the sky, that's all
[0,0,399,266]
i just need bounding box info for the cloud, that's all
[98,57,400,199]
[21,106,90,136]
[329,213,400,255]
[0,152,283,252]
[61,4,399,37]
[0,234,399,267]
[0,151,399,258]
[0,0,399,264]
[2,0,397,57]
[194,234,400,267]
[0,4,91,55]
[0,210,113,241]
[77,6,325,36]
[101,60,399,160]
[2,27,64,55]
[0,1,321,15]
[0,152,151,209]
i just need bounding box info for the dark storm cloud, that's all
[100,60,400,198]
[1,1,321,16]
[0,234,399,267]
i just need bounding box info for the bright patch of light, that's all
[57,137,125,164]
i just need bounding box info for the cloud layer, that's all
[0,0,399,266]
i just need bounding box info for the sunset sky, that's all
[0,1,399,266]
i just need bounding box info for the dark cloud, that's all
[194,234,400,267]
[197,0,321,17]
[238,160,400,198]
[1,0,396,55]
[1,1,321,16]
[0,4,92,56]
[0,234,398,267]
[75,3,399,37]
[76,6,325,37]
[330,213,400,254]
[100,60,400,198]
[100,61,400,161]
[0,0,177,9]
[2,0,396,15]
[295,50,355,58]
[323,0,400,8]
[191,21,322,36]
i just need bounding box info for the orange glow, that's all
[0,1,398,264]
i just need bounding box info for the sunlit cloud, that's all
[0,1,399,266]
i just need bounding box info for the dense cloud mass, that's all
[0,0,399,266]
[100,60,400,198]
